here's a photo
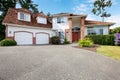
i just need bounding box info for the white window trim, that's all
[18,12,31,22]
[37,17,47,24]
[57,17,65,23]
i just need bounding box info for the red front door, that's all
[72,32,80,42]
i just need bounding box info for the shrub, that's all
[64,38,70,44]
[110,27,120,34]
[78,38,93,47]
[86,34,114,45]
[0,39,17,46]
[50,36,60,44]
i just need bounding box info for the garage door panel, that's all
[36,33,49,44]
[15,32,33,45]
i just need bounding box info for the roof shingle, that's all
[3,8,52,28]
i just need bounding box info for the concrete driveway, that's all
[0,45,120,80]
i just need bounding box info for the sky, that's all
[32,0,120,28]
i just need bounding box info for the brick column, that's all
[68,18,73,43]
[80,17,85,40]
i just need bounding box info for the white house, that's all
[3,8,114,45]
[52,13,114,43]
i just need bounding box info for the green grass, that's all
[97,46,120,60]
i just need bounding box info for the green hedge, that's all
[0,39,17,46]
[86,34,114,45]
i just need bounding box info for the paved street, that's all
[0,45,120,80]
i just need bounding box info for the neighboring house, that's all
[3,8,114,45]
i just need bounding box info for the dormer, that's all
[18,12,31,22]
[37,17,47,24]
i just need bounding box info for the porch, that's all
[68,16,86,43]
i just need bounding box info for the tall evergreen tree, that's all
[92,0,112,22]
[47,12,51,17]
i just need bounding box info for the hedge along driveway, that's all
[86,34,114,45]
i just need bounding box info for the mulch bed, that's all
[74,44,100,52]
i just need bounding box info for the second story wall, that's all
[52,16,69,32]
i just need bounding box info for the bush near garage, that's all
[78,38,93,47]
[0,39,17,46]
[64,38,70,44]
[86,34,114,45]
[50,36,60,44]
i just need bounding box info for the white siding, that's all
[37,17,47,24]
[52,17,69,32]
[18,12,31,22]
[7,26,56,37]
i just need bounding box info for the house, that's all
[3,8,114,45]
[52,13,114,43]
[3,8,56,45]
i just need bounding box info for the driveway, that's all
[0,45,120,80]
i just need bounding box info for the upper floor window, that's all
[37,17,47,24]
[57,17,65,23]
[18,12,31,22]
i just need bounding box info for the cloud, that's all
[73,4,88,14]
[107,15,120,28]
[112,0,117,5]
[86,14,97,20]
[87,0,95,3]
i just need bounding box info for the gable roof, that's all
[85,20,115,26]
[3,8,52,28]
[52,13,87,18]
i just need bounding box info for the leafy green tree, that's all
[0,0,38,41]
[47,12,51,17]
[92,0,112,22]
[110,27,120,34]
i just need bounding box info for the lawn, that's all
[97,46,120,60]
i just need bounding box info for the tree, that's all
[0,0,38,41]
[110,27,120,34]
[47,12,51,17]
[92,0,112,22]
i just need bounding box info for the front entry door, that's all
[72,32,80,42]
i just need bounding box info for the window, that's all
[37,17,47,24]
[20,13,24,20]
[18,12,31,22]
[87,27,96,35]
[57,17,65,23]
[99,29,103,34]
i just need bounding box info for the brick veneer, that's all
[68,18,73,43]
[80,17,85,40]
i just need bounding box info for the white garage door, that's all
[15,32,33,45]
[36,33,49,44]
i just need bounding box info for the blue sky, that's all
[33,0,120,28]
